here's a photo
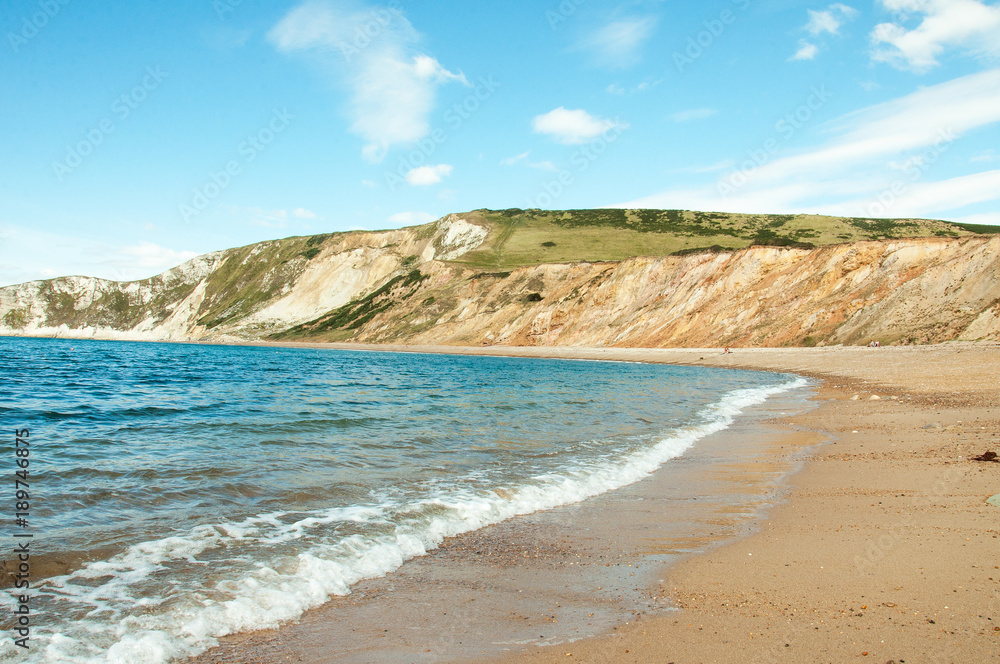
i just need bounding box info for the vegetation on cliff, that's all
[448,209,982,270]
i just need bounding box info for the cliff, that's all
[2,210,997,347]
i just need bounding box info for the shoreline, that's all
[192,351,825,663]
[466,343,996,664]
[255,342,999,663]
[9,337,997,661]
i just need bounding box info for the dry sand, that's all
[218,342,1000,663]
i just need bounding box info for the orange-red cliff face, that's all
[339,235,999,348]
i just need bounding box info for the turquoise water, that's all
[0,337,807,663]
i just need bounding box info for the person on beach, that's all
[724,347,731,354]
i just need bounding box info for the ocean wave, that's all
[0,376,809,664]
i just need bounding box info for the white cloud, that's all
[532,107,625,144]
[606,79,660,95]
[744,68,1000,186]
[0,224,200,286]
[583,16,658,68]
[500,151,558,172]
[405,164,453,186]
[500,151,530,166]
[790,41,820,61]
[830,169,1000,217]
[361,179,376,188]
[669,108,718,123]
[618,68,1000,219]
[293,208,318,219]
[871,0,1000,72]
[118,243,200,274]
[268,2,468,162]
[953,212,1000,225]
[806,4,858,35]
[388,211,436,225]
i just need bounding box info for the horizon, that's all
[3,0,999,286]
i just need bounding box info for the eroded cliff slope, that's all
[1,210,997,347]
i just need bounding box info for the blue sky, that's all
[2,0,999,285]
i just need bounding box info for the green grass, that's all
[2,308,28,329]
[443,209,983,270]
[951,221,1000,234]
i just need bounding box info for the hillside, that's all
[1,210,998,347]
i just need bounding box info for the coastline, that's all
[252,342,999,663]
[465,343,996,664]
[192,364,821,664]
[38,339,991,662]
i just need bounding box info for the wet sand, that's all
[204,342,1000,663]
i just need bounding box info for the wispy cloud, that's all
[581,16,658,69]
[532,107,626,144]
[268,1,468,163]
[971,148,996,163]
[388,211,436,225]
[954,212,1000,225]
[871,0,1000,72]
[0,224,199,286]
[500,151,558,172]
[620,68,1000,218]
[669,108,718,123]
[790,41,819,61]
[224,206,320,227]
[829,169,1000,217]
[666,159,737,175]
[529,160,559,172]
[806,4,858,36]
[605,79,660,95]
[500,151,530,166]
[793,4,857,60]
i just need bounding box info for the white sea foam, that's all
[0,377,808,664]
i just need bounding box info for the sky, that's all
[2,0,999,286]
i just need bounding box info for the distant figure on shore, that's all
[724,347,731,354]
[868,340,881,347]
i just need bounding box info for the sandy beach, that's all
[200,342,999,663]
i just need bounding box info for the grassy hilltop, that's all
[446,209,992,270]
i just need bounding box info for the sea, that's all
[0,337,809,663]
